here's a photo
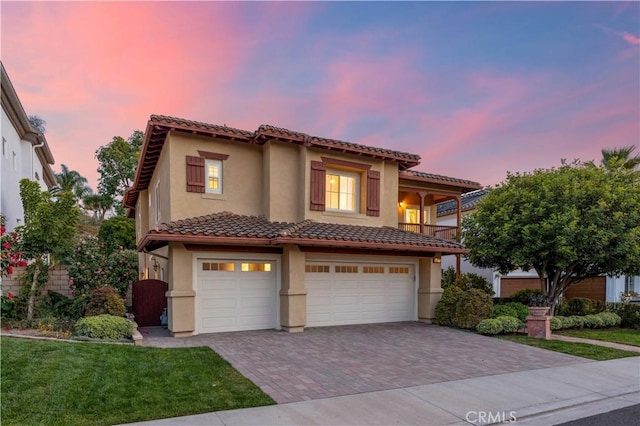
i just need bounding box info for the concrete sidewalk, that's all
[127,356,640,426]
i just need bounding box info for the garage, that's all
[197,259,277,333]
[305,261,416,327]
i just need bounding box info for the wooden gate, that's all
[132,279,168,327]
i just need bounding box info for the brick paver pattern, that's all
[142,322,588,403]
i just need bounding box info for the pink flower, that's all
[7,293,14,300]
[6,266,13,275]
[3,242,10,249]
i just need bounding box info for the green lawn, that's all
[498,335,639,361]
[556,328,640,347]
[1,337,274,426]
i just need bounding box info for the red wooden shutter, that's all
[366,169,380,217]
[186,155,205,193]
[310,161,326,211]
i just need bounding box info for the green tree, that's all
[98,216,136,251]
[462,160,640,307]
[601,146,640,171]
[18,179,79,319]
[55,164,92,202]
[95,130,143,215]
[82,193,114,220]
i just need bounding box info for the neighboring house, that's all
[437,189,639,303]
[1,62,56,231]
[437,189,492,282]
[124,115,482,336]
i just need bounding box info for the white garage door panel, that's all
[306,262,415,327]
[197,260,276,333]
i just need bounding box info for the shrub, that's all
[493,302,530,323]
[559,316,575,329]
[441,266,456,289]
[560,297,595,316]
[453,289,493,329]
[98,216,136,251]
[570,315,586,328]
[477,319,504,335]
[583,314,605,328]
[453,273,495,296]
[606,302,640,329]
[496,315,522,333]
[550,316,564,331]
[595,312,621,327]
[1,293,17,321]
[36,291,89,321]
[85,287,126,317]
[509,289,544,305]
[435,286,464,326]
[73,315,133,340]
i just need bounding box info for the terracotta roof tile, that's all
[144,212,465,252]
[400,170,482,189]
[151,115,255,138]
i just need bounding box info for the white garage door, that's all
[197,259,276,333]
[305,262,415,327]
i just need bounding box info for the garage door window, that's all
[389,266,410,274]
[202,262,235,272]
[363,266,384,274]
[335,265,358,273]
[240,262,272,272]
[305,264,330,273]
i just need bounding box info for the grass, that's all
[556,328,640,347]
[1,337,274,426]
[497,335,639,361]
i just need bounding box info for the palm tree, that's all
[54,164,92,201]
[601,146,640,171]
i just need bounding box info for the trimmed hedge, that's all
[454,289,493,329]
[606,302,640,329]
[550,312,621,331]
[496,315,522,333]
[435,286,464,326]
[477,318,503,335]
[73,315,133,340]
[493,302,530,323]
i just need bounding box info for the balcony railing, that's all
[398,223,459,241]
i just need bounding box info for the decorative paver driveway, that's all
[143,322,588,404]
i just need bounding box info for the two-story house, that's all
[1,62,56,232]
[125,115,481,336]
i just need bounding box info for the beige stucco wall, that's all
[280,245,307,332]
[148,144,172,228]
[417,257,443,323]
[263,141,300,223]
[167,131,264,221]
[166,242,195,337]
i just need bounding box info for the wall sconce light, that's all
[150,255,158,272]
[398,201,405,208]
[433,255,442,264]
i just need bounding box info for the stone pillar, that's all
[280,245,307,332]
[527,316,551,339]
[167,243,195,337]
[417,257,443,323]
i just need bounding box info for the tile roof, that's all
[400,170,482,190]
[437,189,490,216]
[142,212,466,253]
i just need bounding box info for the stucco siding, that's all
[167,132,264,221]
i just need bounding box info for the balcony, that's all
[398,223,458,241]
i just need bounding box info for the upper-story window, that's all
[186,151,229,194]
[326,171,359,212]
[310,158,380,217]
[154,180,161,223]
[206,159,222,194]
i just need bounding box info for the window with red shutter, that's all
[310,161,326,211]
[366,169,380,217]
[186,155,205,193]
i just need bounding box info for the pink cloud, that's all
[622,32,640,45]
[595,24,640,47]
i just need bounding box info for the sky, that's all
[2,1,638,191]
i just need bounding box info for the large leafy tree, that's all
[18,179,79,319]
[462,160,640,306]
[55,164,92,202]
[82,194,114,220]
[601,145,640,171]
[98,216,136,251]
[95,130,143,216]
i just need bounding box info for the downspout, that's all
[32,138,45,182]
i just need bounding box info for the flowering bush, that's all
[1,292,17,321]
[66,236,137,297]
[0,215,27,276]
